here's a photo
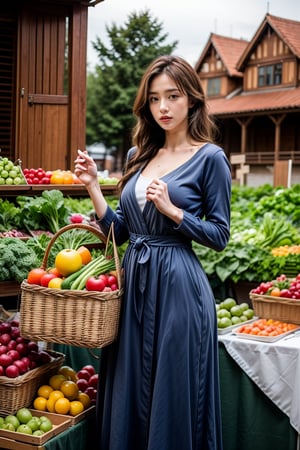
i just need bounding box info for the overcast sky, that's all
[87,0,300,69]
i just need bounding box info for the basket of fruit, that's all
[249,274,300,325]
[19,223,123,348]
[0,317,64,415]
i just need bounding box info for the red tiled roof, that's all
[237,14,300,70]
[207,87,300,117]
[195,33,248,77]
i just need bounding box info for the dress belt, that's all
[129,233,191,322]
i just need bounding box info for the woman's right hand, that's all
[74,149,98,186]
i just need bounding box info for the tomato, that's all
[55,249,82,277]
[27,268,47,285]
[40,273,57,287]
[48,267,62,277]
[86,276,106,291]
[77,246,92,265]
[107,274,118,288]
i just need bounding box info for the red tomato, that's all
[107,275,118,288]
[86,276,106,291]
[27,268,47,285]
[40,273,57,287]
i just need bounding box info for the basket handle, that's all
[105,222,122,290]
[41,223,107,270]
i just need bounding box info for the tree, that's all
[86,9,177,170]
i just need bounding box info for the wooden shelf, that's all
[0,184,119,198]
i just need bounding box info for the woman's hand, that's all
[74,150,98,186]
[146,179,183,224]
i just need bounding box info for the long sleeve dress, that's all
[94,143,231,450]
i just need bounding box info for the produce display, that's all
[234,318,299,337]
[0,157,26,185]
[32,364,97,415]
[0,408,53,434]
[250,273,300,299]
[0,319,53,378]
[216,298,255,329]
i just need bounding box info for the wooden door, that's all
[16,8,69,170]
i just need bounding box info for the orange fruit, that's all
[49,374,67,390]
[77,391,91,409]
[60,380,79,401]
[48,277,63,289]
[69,400,84,416]
[63,171,74,185]
[33,397,48,411]
[37,385,54,399]
[47,390,65,413]
[54,397,70,415]
[77,246,92,265]
[50,170,65,184]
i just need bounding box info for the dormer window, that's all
[258,63,282,87]
[207,77,221,96]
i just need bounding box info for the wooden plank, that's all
[230,154,246,165]
[273,160,292,188]
[28,94,68,105]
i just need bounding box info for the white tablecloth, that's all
[219,331,300,435]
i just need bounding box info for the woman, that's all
[75,55,231,450]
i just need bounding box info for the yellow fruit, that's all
[60,380,79,401]
[47,391,64,413]
[55,249,82,277]
[37,385,54,399]
[77,391,91,409]
[54,398,70,415]
[48,277,63,289]
[33,396,47,411]
[58,366,78,382]
[49,374,67,390]
[69,400,84,416]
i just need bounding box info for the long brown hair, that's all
[118,55,217,191]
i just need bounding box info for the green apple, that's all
[231,316,242,325]
[17,424,33,434]
[222,298,237,310]
[9,169,17,178]
[0,417,4,428]
[33,429,45,436]
[13,176,23,185]
[230,305,243,317]
[217,308,231,319]
[5,177,14,185]
[239,302,250,312]
[3,423,15,431]
[243,309,254,320]
[218,317,232,328]
[0,177,5,185]
[5,415,20,430]
[16,407,33,424]
[1,170,9,178]
[27,418,40,432]
[39,417,53,432]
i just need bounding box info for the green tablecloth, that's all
[42,343,297,450]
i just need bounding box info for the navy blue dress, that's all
[95,143,231,450]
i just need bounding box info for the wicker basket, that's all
[20,223,123,348]
[250,293,300,325]
[0,350,64,415]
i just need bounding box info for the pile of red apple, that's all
[76,365,98,405]
[0,319,53,378]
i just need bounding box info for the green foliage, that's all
[86,9,177,160]
[0,238,38,282]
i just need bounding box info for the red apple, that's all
[21,356,31,369]
[10,319,20,327]
[76,378,89,392]
[82,365,96,376]
[5,364,20,378]
[16,337,28,344]
[0,345,8,355]
[84,386,97,400]
[14,359,29,374]
[76,369,91,381]
[0,353,13,367]
[7,340,17,350]
[39,351,52,364]
[10,326,20,339]
[16,342,29,356]
[0,322,11,334]
[27,341,39,353]
[88,374,99,389]
[0,333,11,346]
[7,349,20,361]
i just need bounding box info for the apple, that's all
[27,341,39,353]
[16,336,28,344]
[76,369,91,381]
[0,322,11,334]
[39,417,53,432]
[16,342,29,356]
[14,359,29,374]
[10,326,21,339]
[5,364,20,378]
[85,386,97,401]
[0,353,13,367]
[85,276,106,291]
[7,340,17,350]
[7,349,20,361]
[88,373,99,389]
[107,275,118,287]
[76,378,89,392]
[40,273,57,287]
[0,345,8,355]
[0,333,11,346]
[82,364,96,376]
[39,350,52,364]
[17,424,33,434]
[10,319,20,327]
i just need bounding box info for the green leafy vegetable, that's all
[0,238,38,282]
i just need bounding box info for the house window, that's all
[258,63,282,86]
[207,78,221,96]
